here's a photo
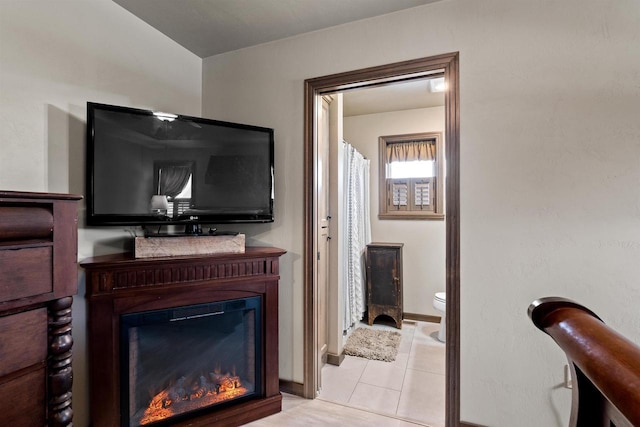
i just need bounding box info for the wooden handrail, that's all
[528,297,640,427]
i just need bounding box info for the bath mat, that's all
[343,328,401,362]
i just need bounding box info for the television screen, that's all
[86,102,274,228]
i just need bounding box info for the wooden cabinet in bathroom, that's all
[366,242,403,329]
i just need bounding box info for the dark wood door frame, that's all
[303,52,460,426]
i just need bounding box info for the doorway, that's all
[303,53,460,425]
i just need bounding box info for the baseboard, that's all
[460,421,488,427]
[279,379,305,397]
[326,351,345,366]
[403,312,441,324]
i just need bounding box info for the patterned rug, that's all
[343,328,401,362]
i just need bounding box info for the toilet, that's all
[432,292,446,342]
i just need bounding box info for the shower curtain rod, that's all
[342,140,368,159]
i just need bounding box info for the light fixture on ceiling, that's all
[428,77,446,93]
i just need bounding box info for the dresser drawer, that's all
[0,205,53,241]
[0,246,53,302]
[0,308,47,377]
[0,367,46,426]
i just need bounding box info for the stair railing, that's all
[528,297,640,427]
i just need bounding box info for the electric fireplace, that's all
[120,297,261,426]
[81,247,285,427]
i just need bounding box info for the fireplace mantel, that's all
[81,247,285,427]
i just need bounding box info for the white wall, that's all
[2,0,639,425]
[0,2,202,426]
[203,1,640,425]
[344,107,446,317]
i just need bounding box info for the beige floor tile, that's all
[413,322,443,345]
[399,320,417,334]
[246,395,427,426]
[396,369,445,427]
[359,357,407,391]
[307,321,444,426]
[390,351,410,369]
[348,382,401,415]
[407,342,445,375]
[280,392,312,411]
[319,355,368,403]
[398,333,414,354]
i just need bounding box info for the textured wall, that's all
[202,1,640,425]
[0,2,201,425]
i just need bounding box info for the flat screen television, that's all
[86,102,274,233]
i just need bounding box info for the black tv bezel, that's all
[86,102,275,228]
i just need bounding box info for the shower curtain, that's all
[342,141,371,333]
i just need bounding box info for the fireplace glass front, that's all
[120,296,262,427]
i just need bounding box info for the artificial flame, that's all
[138,367,249,425]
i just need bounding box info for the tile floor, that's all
[318,320,446,427]
[245,320,445,427]
[246,393,428,426]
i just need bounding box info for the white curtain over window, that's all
[386,139,436,163]
[342,142,371,332]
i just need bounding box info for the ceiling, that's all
[112,0,444,116]
[342,78,444,117]
[113,0,441,58]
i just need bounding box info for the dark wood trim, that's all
[303,52,460,425]
[460,422,489,427]
[444,52,461,427]
[48,297,74,426]
[403,312,441,324]
[326,352,345,366]
[279,379,305,397]
[0,190,82,201]
[303,78,317,399]
[378,132,445,219]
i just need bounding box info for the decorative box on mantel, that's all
[81,247,285,427]
[134,233,245,258]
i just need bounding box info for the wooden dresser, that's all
[366,242,403,329]
[0,191,81,427]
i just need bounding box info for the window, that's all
[169,174,192,217]
[378,132,444,220]
[154,161,194,218]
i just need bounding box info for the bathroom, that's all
[341,80,447,330]
[316,81,448,425]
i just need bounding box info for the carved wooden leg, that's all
[48,296,74,427]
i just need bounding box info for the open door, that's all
[304,52,460,425]
[314,95,332,392]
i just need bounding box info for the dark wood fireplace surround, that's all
[81,246,286,427]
